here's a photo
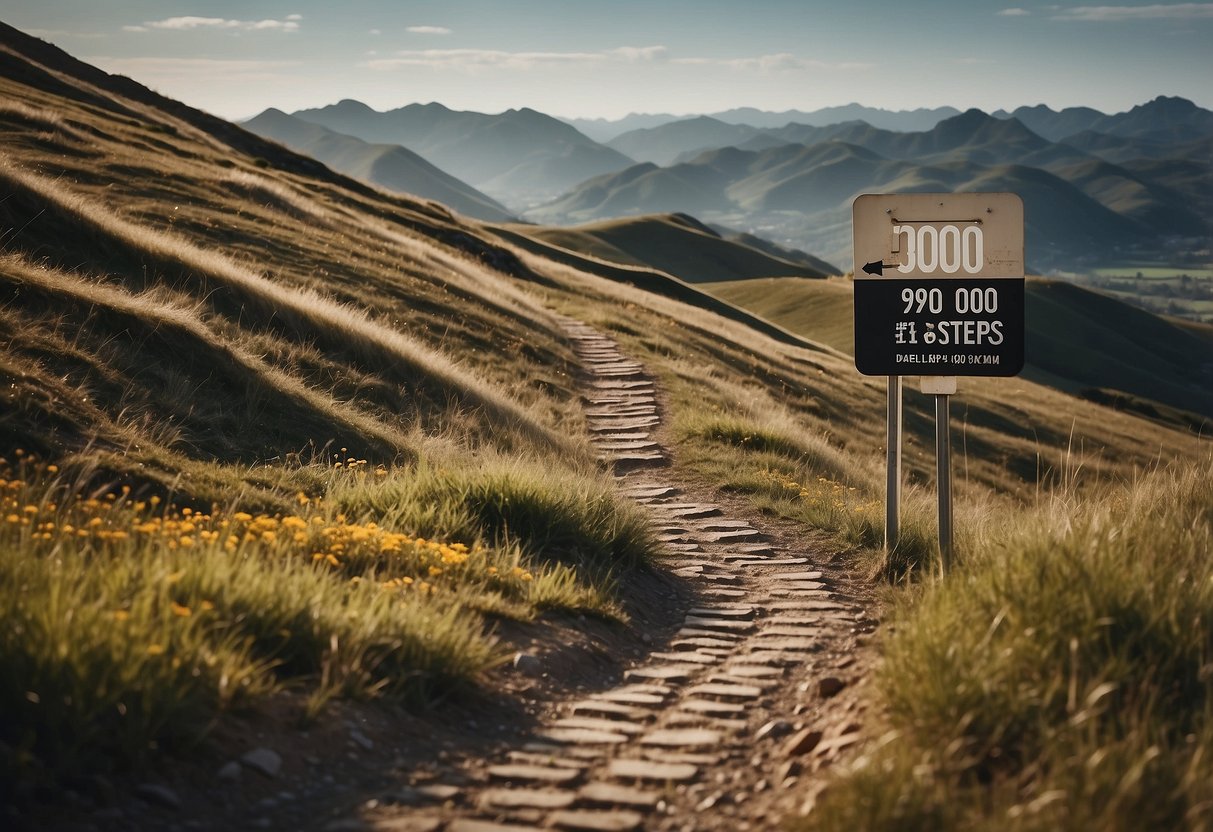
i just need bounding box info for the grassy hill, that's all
[2,22,1212,830]
[706,276,1213,427]
[506,212,836,283]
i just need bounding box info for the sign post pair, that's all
[852,193,1025,574]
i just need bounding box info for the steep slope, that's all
[243,108,513,222]
[292,99,635,205]
[0,27,580,470]
[506,213,835,283]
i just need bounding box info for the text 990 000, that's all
[853,277,1024,377]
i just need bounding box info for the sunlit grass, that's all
[793,459,1213,831]
[0,450,652,795]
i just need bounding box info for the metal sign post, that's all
[922,376,956,572]
[886,376,901,551]
[853,193,1024,572]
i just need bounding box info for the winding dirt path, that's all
[368,318,880,831]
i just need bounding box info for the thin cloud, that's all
[672,53,873,72]
[1053,3,1213,20]
[407,26,453,35]
[366,45,665,71]
[997,7,1031,15]
[608,45,667,61]
[123,16,302,33]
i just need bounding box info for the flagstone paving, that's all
[357,317,876,831]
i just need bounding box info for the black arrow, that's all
[861,260,898,276]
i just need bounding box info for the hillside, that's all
[534,106,1212,274]
[2,21,1212,832]
[505,213,837,283]
[290,99,636,207]
[607,116,765,165]
[705,276,1213,427]
[243,108,513,222]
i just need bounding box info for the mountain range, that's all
[530,102,1213,272]
[283,99,633,207]
[258,96,1212,275]
[564,104,963,142]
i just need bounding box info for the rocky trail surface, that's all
[360,318,880,832]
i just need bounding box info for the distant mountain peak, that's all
[330,98,375,113]
[1139,95,1197,113]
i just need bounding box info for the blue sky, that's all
[6,1,1213,120]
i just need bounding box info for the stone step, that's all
[606,759,698,783]
[548,808,644,831]
[685,682,764,701]
[623,664,699,684]
[553,717,647,736]
[577,782,662,810]
[639,729,722,748]
[487,764,584,786]
[479,788,576,810]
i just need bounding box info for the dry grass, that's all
[1,27,1211,825]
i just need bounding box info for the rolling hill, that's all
[502,213,836,283]
[705,276,1213,427]
[243,108,513,222]
[607,116,765,165]
[290,98,636,207]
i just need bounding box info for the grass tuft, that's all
[794,459,1213,831]
[0,451,656,797]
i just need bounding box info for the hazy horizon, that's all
[6,0,1213,121]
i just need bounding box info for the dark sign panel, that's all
[852,193,1025,378]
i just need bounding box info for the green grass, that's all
[793,458,1213,831]
[673,408,938,579]
[0,451,653,798]
[1090,266,1213,279]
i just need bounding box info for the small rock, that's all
[322,820,369,832]
[217,761,242,782]
[134,784,181,810]
[350,728,374,750]
[382,786,422,806]
[755,719,793,741]
[818,677,846,698]
[241,747,283,778]
[513,652,543,677]
[782,728,824,758]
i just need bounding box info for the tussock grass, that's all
[330,454,657,582]
[796,459,1213,831]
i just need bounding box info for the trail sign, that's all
[852,193,1024,377]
